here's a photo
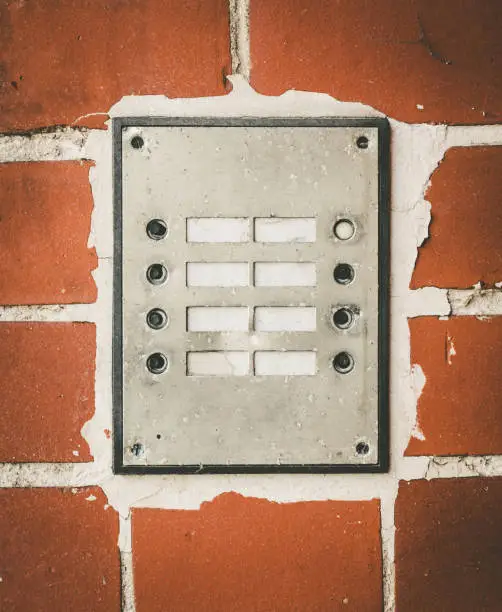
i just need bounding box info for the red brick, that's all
[133,492,382,612]
[396,478,502,611]
[412,147,502,289]
[0,487,120,612]
[406,317,502,456]
[0,162,97,305]
[250,0,502,124]
[0,323,95,462]
[0,0,231,131]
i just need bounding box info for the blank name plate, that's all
[113,117,389,474]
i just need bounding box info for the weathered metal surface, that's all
[113,117,389,473]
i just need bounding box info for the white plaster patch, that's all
[412,200,432,247]
[110,75,384,120]
[389,122,448,212]
[82,77,451,514]
[406,288,450,318]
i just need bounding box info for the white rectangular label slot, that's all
[186,262,249,287]
[254,217,316,243]
[187,307,249,332]
[187,218,249,243]
[254,262,316,287]
[254,307,316,332]
[187,351,250,376]
[254,351,317,376]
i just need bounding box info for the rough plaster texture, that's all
[1,60,502,612]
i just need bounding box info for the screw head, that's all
[356,441,370,455]
[131,442,144,457]
[131,135,144,149]
[356,135,369,149]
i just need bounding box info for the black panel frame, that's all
[112,116,390,475]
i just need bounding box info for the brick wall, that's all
[1,1,502,610]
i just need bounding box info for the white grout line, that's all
[424,455,502,479]
[446,125,502,148]
[0,463,108,487]
[119,515,136,612]
[0,110,499,167]
[121,551,136,612]
[0,304,98,323]
[381,488,397,612]
[2,287,499,325]
[229,0,239,74]
[229,0,250,79]
[0,128,90,162]
[1,456,500,489]
[1,289,501,324]
[447,287,502,316]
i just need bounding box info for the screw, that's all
[131,442,144,457]
[131,135,144,149]
[356,441,370,455]
[356,135,369,149]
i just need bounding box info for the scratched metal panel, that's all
[113,117,389,474]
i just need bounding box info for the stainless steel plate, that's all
[113,117,389,474]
